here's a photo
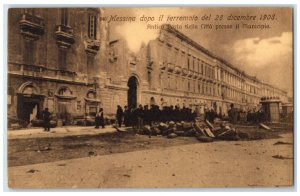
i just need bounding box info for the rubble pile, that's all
[138,119,247,142]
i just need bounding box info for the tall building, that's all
[7,8,290,126]
[7,8,108,125]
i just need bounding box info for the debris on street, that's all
[88,151,97,156]
[259,123,272,131]
[272,155,293,160]
[273,141,292,145]
[27,169,40,173]
[136,119,248,142]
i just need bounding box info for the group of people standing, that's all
[42,103,263,132]
[93,103,267,130]
[114,104,198,128]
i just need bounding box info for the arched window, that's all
[58,86,72,96]
[23,85,38,94]
[19,82,39,95]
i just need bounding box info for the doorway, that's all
[127,76,138,109]
[17,94,44,126]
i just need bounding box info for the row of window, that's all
[162,73,261,103]
[164,75,222,96]
[222,71,243,89]
[21,9,98,68]
[23,8,98,40]
[161,43,215,79]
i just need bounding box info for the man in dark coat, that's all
[143,105,150,125]
[228,104,237,124]
[95,110,100,129]
[173,105,180,122]
[95,108,105,128]
[135,104,144,133]
[116,105,124,127]
[42,108,51,132]
[99,108,105,128]
[123,106,130,127]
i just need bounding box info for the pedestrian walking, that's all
[95,108,105,128]
[99,108,105,128]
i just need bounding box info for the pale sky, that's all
[104,7,293,96]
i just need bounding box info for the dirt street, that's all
[8,133,293,189]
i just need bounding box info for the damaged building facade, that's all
[141,25,289,115]
[7,8,289,125]
[7,8,109,125]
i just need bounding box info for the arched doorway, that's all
[17,82,44,126]
[127,76,138,109]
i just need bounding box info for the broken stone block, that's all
[212,127,222,132]
[205,120,214,129]
[152,127,161,135]
[88,151,97,156]
[217,129,240,141]
[167,133,177,138]
[168,121,175,127]
[259,123,272,130]
[197,135,214,142]
[182,122,193,130]
[237,131,250,139]
[185,128,196,136]
[176,122,183,130]
[158,123,169,131]
[143,125,151,134]
[194,123,206,136]
[174,130,185,136]
[166,127,177,135]
[224,125,231,130]
[204,128,215,138]
[212,127,224,136]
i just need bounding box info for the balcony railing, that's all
[85,39,101,55]
[7,63,87,84]
[19,13,45,40]
[55,25,75,48]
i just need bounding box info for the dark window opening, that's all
[88,14,97,40]
[61,8,69,26]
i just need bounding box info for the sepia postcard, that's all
[6,6,294,189]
